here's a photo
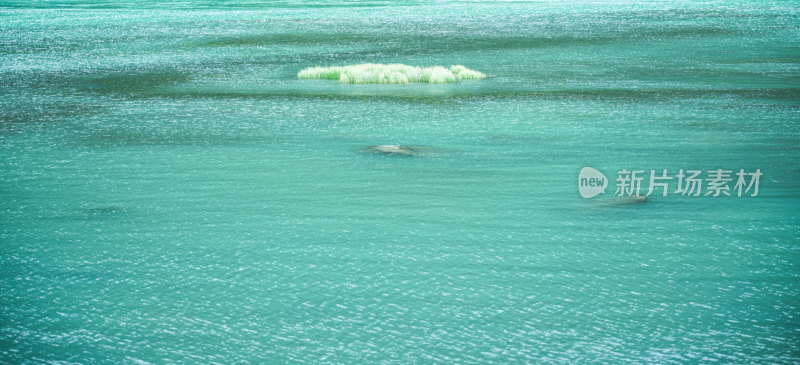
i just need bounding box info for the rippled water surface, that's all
[1,1,799,363]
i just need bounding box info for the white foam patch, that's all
[297,63,486,84]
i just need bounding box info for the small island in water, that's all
[297,63,486,84]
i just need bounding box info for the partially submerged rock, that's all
[298,63,486,84]
[607,195,647,205]
[365,145,418,156]
[363,145,433,157]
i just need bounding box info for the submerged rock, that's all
[607,195,647,205]
[366,145,417,156]
[83,205,124,216]
[363,145,432,156]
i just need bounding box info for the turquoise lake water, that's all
[1,1,799,363]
